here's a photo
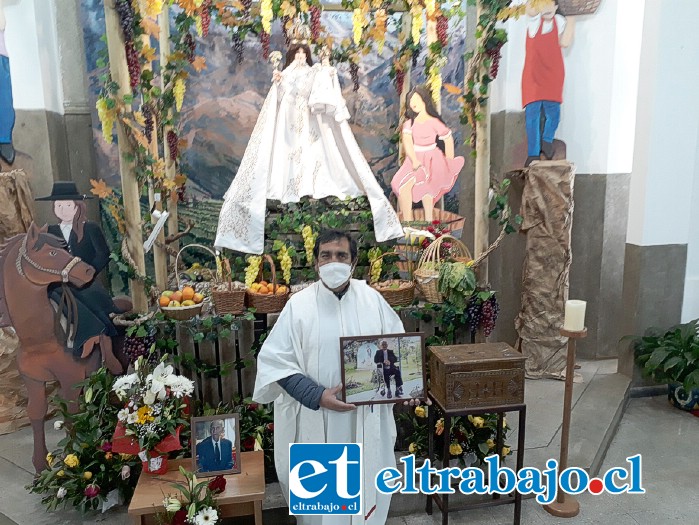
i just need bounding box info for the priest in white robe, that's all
[253,230,405,525]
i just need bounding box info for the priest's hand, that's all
[320,385,356,412]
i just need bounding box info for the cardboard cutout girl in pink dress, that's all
[391,86,464,222]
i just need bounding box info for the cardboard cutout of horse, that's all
[0,223,125,472]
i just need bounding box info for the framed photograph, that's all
[191,414,241,476]
[339,332,426,406]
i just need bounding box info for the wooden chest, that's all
[429,343,526,410]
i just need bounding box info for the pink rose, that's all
[100,442,112,452]
[84,484,100,499]
[266,423,274,432]
[248,403,259,411]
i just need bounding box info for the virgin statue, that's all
[215,22,403,254]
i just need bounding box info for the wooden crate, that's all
[429,343,526,410]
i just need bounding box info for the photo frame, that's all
[339,332,426,406]
[191,414,241,476]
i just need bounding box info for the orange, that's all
[259,280,268,287]
[258,285,269,295]
[182,286,195,301]
[159,295,171,307]
[275,285,287,295]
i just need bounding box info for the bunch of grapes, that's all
[437,15,449,48]
[142,103,154,143]
[245,255,262,288]
[310,6,322,39]
[260,31,270,60]
[487,42,504,79]
[367,247,382,283]
[278,245,292,284]
[394,68,405,95]
[466,295,482,334]
[174,77,186,112]
[177,182,186,203]
[241,0,252,13]
[125,41,141,90]
[412,46,420,68]
[115,0,135,42]
[201,0,211,37]
[480,296,500,337]
[282,17,291,46]
[184,33,196,63]
[123,333,158,365]
[96,97,115,144]
[302,225,316,265]
[349,62,359,91]
[167,130,179,159]
[232,33,244,64]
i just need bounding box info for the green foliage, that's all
[29,369,141,513]
[632,319,699,392]
[438,262,477,310]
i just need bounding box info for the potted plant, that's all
[632,319,699,411]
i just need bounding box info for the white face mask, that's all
[318,262,353,290]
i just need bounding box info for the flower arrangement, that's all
[400,406,512,466]
[112,357,194,472]
[29,368,142,513]
[158,466,225,525]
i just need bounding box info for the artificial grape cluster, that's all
[310,6,322,39]
[394,68,405,95]
[167,130,179,159]
[123,333,158,365]
[301,225,316,265]
[437,15,449,48]
[96,97,115,144]
[201,0,212,37]
[233,33,244,64]
[367,247,382,283]
[142,103,154,143]
[184,33,196,63]
[278,245,292,284]
[412,47,420,68]
[174,77,186,112]
[241,0,252,13]
[115,0,135,42]
[375,9,387,54]
[125,41,141,90]
[466,295,482,334]
[282,16,291,47]
[480,296,500,337]
[177,182,186,203]
[487,42,504,79]
[245,255,262,288]
[349,62,360,91]
[260,31,270,60]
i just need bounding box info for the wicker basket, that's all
[369,252,416,307]
[558,0,601,16]
[160,244,216,321]
[414,235,472,304]
[397,209,466,239]
[212,283,246,315]
[245,254,289,314]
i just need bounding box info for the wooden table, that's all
[128,451,265,525]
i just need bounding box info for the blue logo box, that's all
[288,443,362,516]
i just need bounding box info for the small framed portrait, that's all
[191,414,241,476]
[339,332,426,406]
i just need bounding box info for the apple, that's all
[182,300,196,307]
[162,290,174,298]
[168,300,181,308]
[192,293,204,304]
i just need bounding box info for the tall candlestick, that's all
[563,300,586,332]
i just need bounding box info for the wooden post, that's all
[474,1,491,285]
[159,6,180,260]
[103,0,147,312]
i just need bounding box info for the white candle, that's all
[563,300,587,331]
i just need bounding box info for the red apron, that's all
[522,18,565,108]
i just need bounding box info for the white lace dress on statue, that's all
[215,61,403,254]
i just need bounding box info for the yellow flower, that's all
[83,471,93,480]
[46,453,54,467]
[64,454,79,468]
[449,443,463,456]
[469,415,485,428]
[414,406,426,418]
[486,439,495,450]
[136,405,155,425]
[409,442,417,454]
[501,446,511,457]
[435,418,444,436]
[56,470,65,478]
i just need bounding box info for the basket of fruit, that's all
[211,255,247,315]
[414,235,472,304]
[245,254,289,314]
[159,244,213,321]
[368,250,416,307]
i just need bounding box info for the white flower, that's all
[194,506,218,525]
[163,496,181,512]
[120,465,130,480]
[112,374,137,399]
[150,363,176,400]
[143,390,157,406]
[253,436,262,452]
[57,487,67,499]
[117,408,130,422]
[170,376,195,398]
[127,412,139,424]
[53,420,64,431]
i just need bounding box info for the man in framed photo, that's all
[196,420,234,472]
[374,340,404,398]
[253,229,406,524]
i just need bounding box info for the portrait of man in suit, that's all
[374,340,404,398]
[196,419,236,473]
